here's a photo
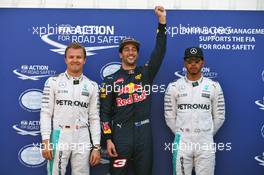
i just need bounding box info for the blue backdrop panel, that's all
[0,8,263,175]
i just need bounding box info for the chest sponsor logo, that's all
[56,100,88,108]
[116,91,147,107]
[178,104,210,110]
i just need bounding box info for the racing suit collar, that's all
[184,75,204,86]
[64,71,84,82]
[120,66,139,75]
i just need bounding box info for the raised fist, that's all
[154,6,166,24]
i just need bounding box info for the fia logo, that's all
[255,96,264,110]
[13,120,40,136]
[255,152,264,166]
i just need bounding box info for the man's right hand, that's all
[106,139,118,157]
[41,139,53,160]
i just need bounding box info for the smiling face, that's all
[119,43,139,68]
[65,48,86,77]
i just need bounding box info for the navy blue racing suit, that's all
[100,23,166,175]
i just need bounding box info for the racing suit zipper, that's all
[190,84,195,143]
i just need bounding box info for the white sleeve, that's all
[40,77,55,141]
[164,83,177,134]
[212,82,225,135]
[88,82,101,145]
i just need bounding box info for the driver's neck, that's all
[122,63,136,71]
[187,73,202,81]
[66,70,82,78]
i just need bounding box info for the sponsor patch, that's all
[178,93,187,97]
[82,91,89,96]
[58,90,68,94]
[102,122,111,134]
[135,74,142,80]
[202,93,210,98]
[115,78,124,84]
[100,94,107,98]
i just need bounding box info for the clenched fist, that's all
[155,6,166,24]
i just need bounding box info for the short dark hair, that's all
[65,42,86,58]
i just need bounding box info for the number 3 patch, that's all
[113,159,127,168]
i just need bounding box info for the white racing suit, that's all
[40,72,100,175]
[164,76,225,175]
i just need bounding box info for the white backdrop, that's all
[0,0,264,10]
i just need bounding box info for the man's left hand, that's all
[155,6,166,24]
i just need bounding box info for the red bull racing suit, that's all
[164,76,225,175]
[100,23,166,175]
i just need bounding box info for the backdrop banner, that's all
[0,8,263,175]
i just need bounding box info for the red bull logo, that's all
[102,122,111,134]
[118,82,143,95]
[116,90,147,107]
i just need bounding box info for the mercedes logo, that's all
[190,48,197,54]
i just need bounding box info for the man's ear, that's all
[183,60,187,67]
